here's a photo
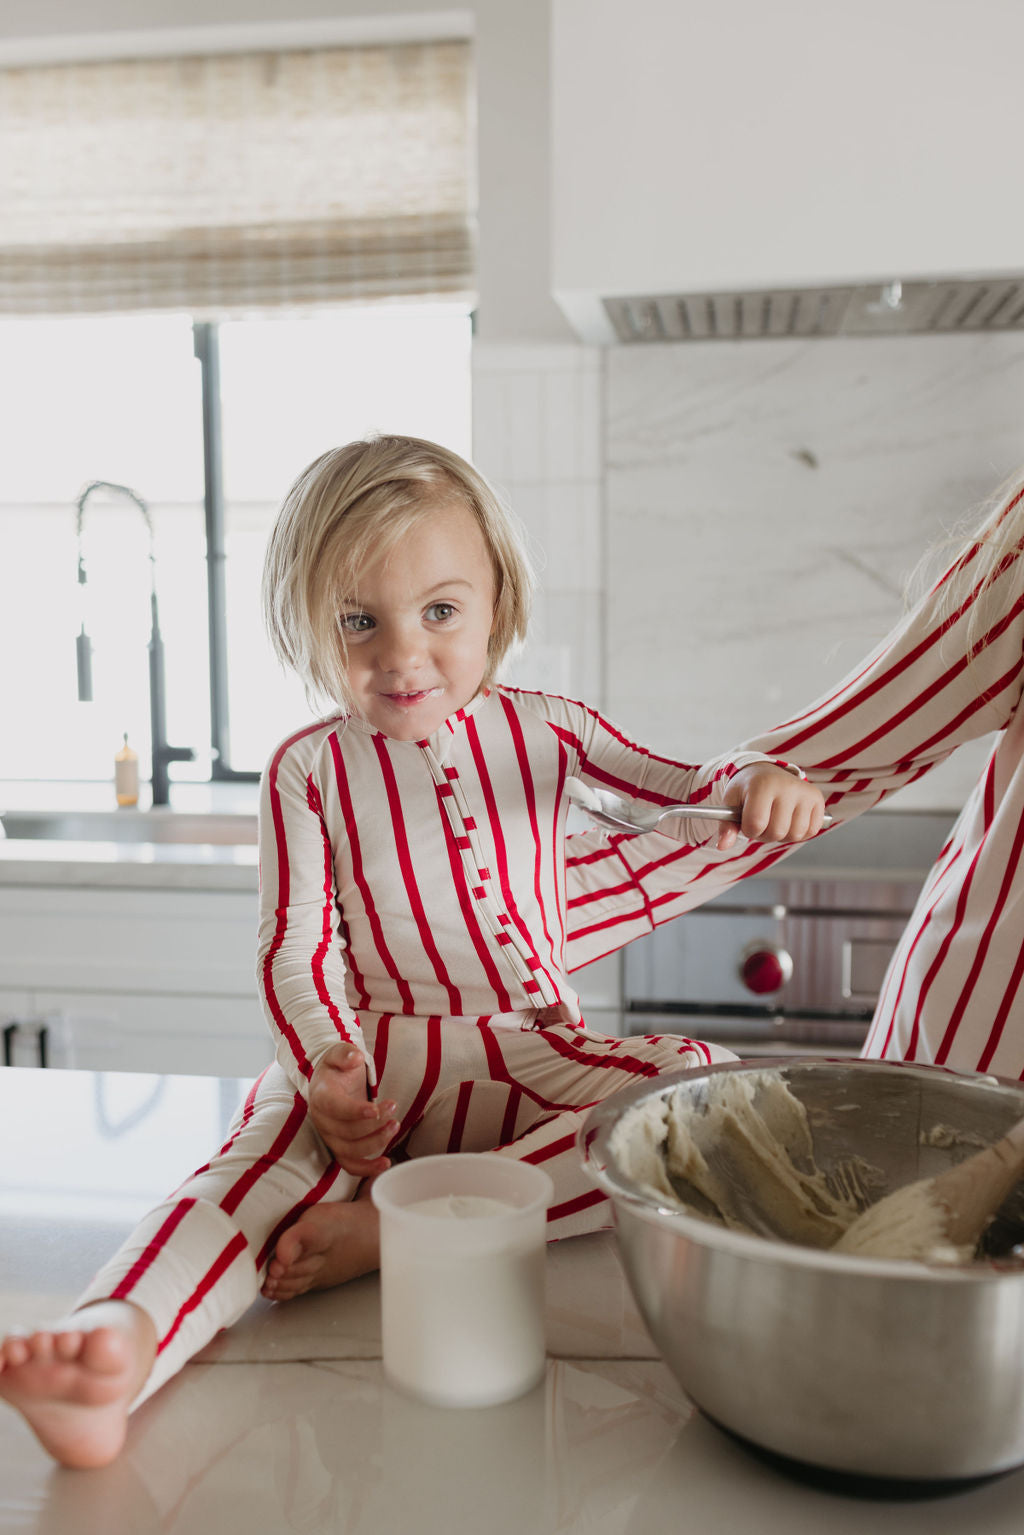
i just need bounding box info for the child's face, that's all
[338,500,497,739]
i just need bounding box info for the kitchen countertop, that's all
[3,1067,1024,1532]
[0,835,260,892]
[0,780,957,894]
[0,781,260,891]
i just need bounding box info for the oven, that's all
[621,875,923,1056]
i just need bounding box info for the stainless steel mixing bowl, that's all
[581,1057,1024,1481]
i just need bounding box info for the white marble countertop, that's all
[0,779,956,895]
[0,781,259,891]
[0,835,259,892]
[3,1066,1024,1532]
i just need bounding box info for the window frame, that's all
[193,319,260,784]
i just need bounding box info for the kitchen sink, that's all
[0,809,259,845]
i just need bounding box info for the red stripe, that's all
[977,944,1024,1073]
[261,719,343,1077]
[466,712,561,999]
[510,685,704,781]
[219,1091,309,1216]
[763,514,1024,744]
[110,1199,196,1299]
[565,835,632,870]
[519,1131,577,1164]
[184,1069,270,1183]
[813,647,1022,774]
[256,1160,345,1269]
[330,733,414,1013]
[395,1015,445,1141]
[652,1033,714,1066]
[770,579,1024,764]
[535,1026,663,1079]
[873,864,959,1060]
[547,1188,608,1224]
[304,776,359,1044]
[374,737,463,1013]
[764,563,990,750]
[499,1084,522,1144]
[564,837,796,959]
[371,1013,393,1088]
[156,1231,249,1354]
[477,1022,581,1112]
[497,696,561,970]
[446,1079,475,1153]
[941,773,1024,1067]
[433,776,514,1011]
[566,876,641,911]
[551,748,570,953]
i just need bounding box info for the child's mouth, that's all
[382,689,441,708]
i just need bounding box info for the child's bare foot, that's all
[262,1187,380,1301]
[0,1300,156,1468]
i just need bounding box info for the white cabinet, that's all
[552,0,1024,339]
[31,995,272,1077]
[0,882,626,1073]
[0,885,270,1078]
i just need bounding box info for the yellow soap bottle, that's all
[115,733,139,807]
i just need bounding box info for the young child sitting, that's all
[0,434,825,1467]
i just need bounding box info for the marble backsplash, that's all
[472,343,605,707]
[474,331,1024,814]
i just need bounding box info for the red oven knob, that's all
[739,943,794,995]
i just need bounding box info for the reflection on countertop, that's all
[2,1066,1024,1534]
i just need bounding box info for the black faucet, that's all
[75,480,195,807]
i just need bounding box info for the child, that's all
[0,434,825,1467]
[581,469,1024,1077]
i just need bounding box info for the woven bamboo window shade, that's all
[0,40,475,315]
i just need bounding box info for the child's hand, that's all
[308,1042,399,1178]
[718,764,826,852]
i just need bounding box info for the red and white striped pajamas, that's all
[79,687,755,1403]
[566,495,1024,1077]
[760,511,1024,1076]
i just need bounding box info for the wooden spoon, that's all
[835,1114,1024,1261]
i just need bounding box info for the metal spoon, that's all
[565,776,832,836]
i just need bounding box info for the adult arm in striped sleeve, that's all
[564,481,1024,985]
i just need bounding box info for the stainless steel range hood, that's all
[603,277,1024,345]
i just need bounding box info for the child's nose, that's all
[377,623,424,671]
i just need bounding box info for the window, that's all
[0,303,472,784]
[0,37,476,789]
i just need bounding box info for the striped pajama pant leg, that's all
[76,1063,358,1407]
[77,1019,732,1408]
[378,1018,737,1240]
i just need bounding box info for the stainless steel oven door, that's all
[621,876,922,1054]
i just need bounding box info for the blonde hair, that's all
[262,434,534,712]
[910,467,1024,663]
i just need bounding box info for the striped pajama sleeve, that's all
[564,508,1024,1077]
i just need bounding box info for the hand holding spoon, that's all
[565,777,833,837]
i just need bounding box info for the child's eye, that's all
[426,602,457,622]
[340,612,374,634]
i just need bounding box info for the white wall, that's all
[604,330,1024,810]
[552,0,1024,328]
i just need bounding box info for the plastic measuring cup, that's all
[371,1152,553,1408]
